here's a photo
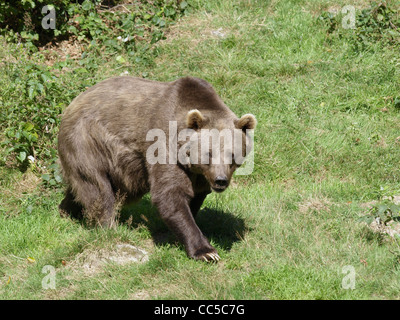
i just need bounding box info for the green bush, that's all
[0,48,75,179]
[0,0,74,46]
[354,1,400,50]
[0,0,189,50]
[317,1,400,51]
[0,0,189,186]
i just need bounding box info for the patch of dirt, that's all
[67,243,150,276]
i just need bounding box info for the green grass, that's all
[1,0,400,299]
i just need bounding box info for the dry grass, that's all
[39,37,84,66]
[161,13,217,45]
[0,170,41,217]
[0,255,32,295]
[14,170,41,194]
[298,196,332,214]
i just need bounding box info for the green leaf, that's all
[116,55,126,64]
[75,67,88,73]
[17,151,26,163]
[54,174,63,183]
[22,0,36,9]
[152,16,161,25]
[68,25,78,34]
[376,204,388,215]
[40,73,50,83]
[165,8,176,17]
[358,215,374,224]
[37,83,45,94]
[389,204,400,214]
[23,122,34,132]
[82,0,92,11]
[22,131,32,141]
[28,86,35,99]
[180,1,188,9]
[48,163,58,170]
[30,132,38,142]
[41,174,51,181]
[75,16,84,24]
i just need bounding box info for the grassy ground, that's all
[1,0,400,299]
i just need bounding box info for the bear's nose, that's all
[215,176,228,187]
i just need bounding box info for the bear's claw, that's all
[189,243,220,262]
[204,252,220,262]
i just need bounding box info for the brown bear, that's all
[58,76,256,262]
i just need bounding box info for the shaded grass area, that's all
[1,0,400,299]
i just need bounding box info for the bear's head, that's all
[180,109,257,192]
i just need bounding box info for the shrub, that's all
[0,0,189,50]
[0,0,190,187]
[354,1,400,50]
[317,1,400,51]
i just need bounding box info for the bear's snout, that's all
[212,175,229,192]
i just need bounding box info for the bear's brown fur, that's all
[58,76,256,261]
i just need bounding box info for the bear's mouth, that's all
[211,185,227,193]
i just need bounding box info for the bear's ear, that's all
[235,114,257,131]
[186,109,205,130]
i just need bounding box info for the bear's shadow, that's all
[119,197,248,252]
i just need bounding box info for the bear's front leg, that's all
[190,192,210,219]
[149,167,219,262]
[152,189,219,262]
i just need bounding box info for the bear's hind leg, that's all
[69,175,117,228]
[59,187,83,220]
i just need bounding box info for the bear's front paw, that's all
[191,247,220,262]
